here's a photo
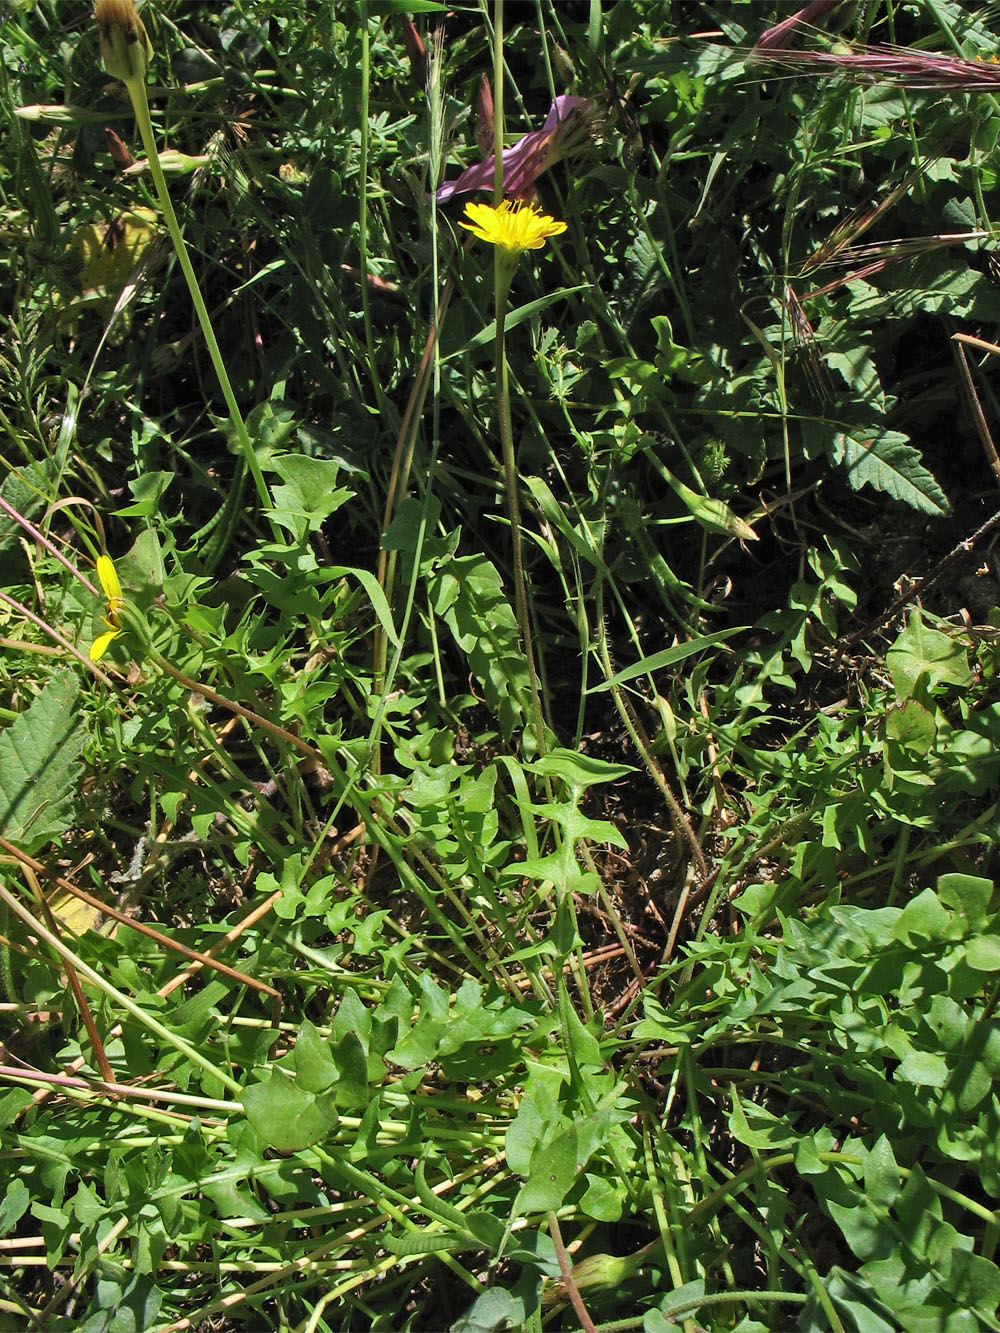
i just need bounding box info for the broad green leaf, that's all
[0,1178,29,1236]
[795,1136,827,1175]
[76,1273,162,1333]
[453,1287,536,1333]
[833,429,950,514]
[71,1180,105,1226]
[270,453,352,539]
[331,1031,370,1109]
[243,1071,337,1151]
[579,1173,623,1222]
[948,1249,1000,1315]
[201,1175,270,1221]
[517,1128,580,1213]
[117,528,165,610]
[887,614,970,699]
[380,494,442,555]
[114,471,174,518]
[884,698,937,747]
[864,1137,901,1210]
[816,1268,898,1333]
[431,554,529,738]
[506,1096,547,1176]
[292,1019,337,1093]
[645,1282,708,1329]
[893,887,953,943]
[965,936,1000,971]
[234,399,297,465]
[940,725,1000,796]
[560,1000,605,1071]
[64,207,159,333]
[0,671,86,852]
[896,1048,950,1087]
[937,874,992,932]
[532,798,627,849]
[0,462,48,551]
[728,1096,799,1150]
[651,314,712,384]
[331,987,371,1052]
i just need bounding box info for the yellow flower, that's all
[459,199,567,256]
[95,0,153,85]
[90,554,125,661]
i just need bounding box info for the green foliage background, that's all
[2,1,1000,1329]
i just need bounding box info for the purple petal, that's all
[541,94,593,131]
[437,96,591,203]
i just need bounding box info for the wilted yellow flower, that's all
[95,0,153,85]
[89,555,125,661]
[460,199,567,257]
[61,206,159,335]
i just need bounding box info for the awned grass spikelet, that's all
[753,39,1000,90]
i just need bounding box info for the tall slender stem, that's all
[121,73,277,538]
[494,277,546,753]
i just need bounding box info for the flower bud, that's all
[542,1251,638,1306]
[476,74,494,155]
[95,0,153,85]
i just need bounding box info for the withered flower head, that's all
[94,0,153,85]
[437,95,603,204]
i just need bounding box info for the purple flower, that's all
[436,95,600,203]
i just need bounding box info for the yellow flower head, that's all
[94,0,153,85]
[90,554,125,661]
[459,199,567,258]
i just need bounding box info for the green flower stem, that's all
[358,2,377,387]
[119,71,278,539]
[494,270,547,754]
